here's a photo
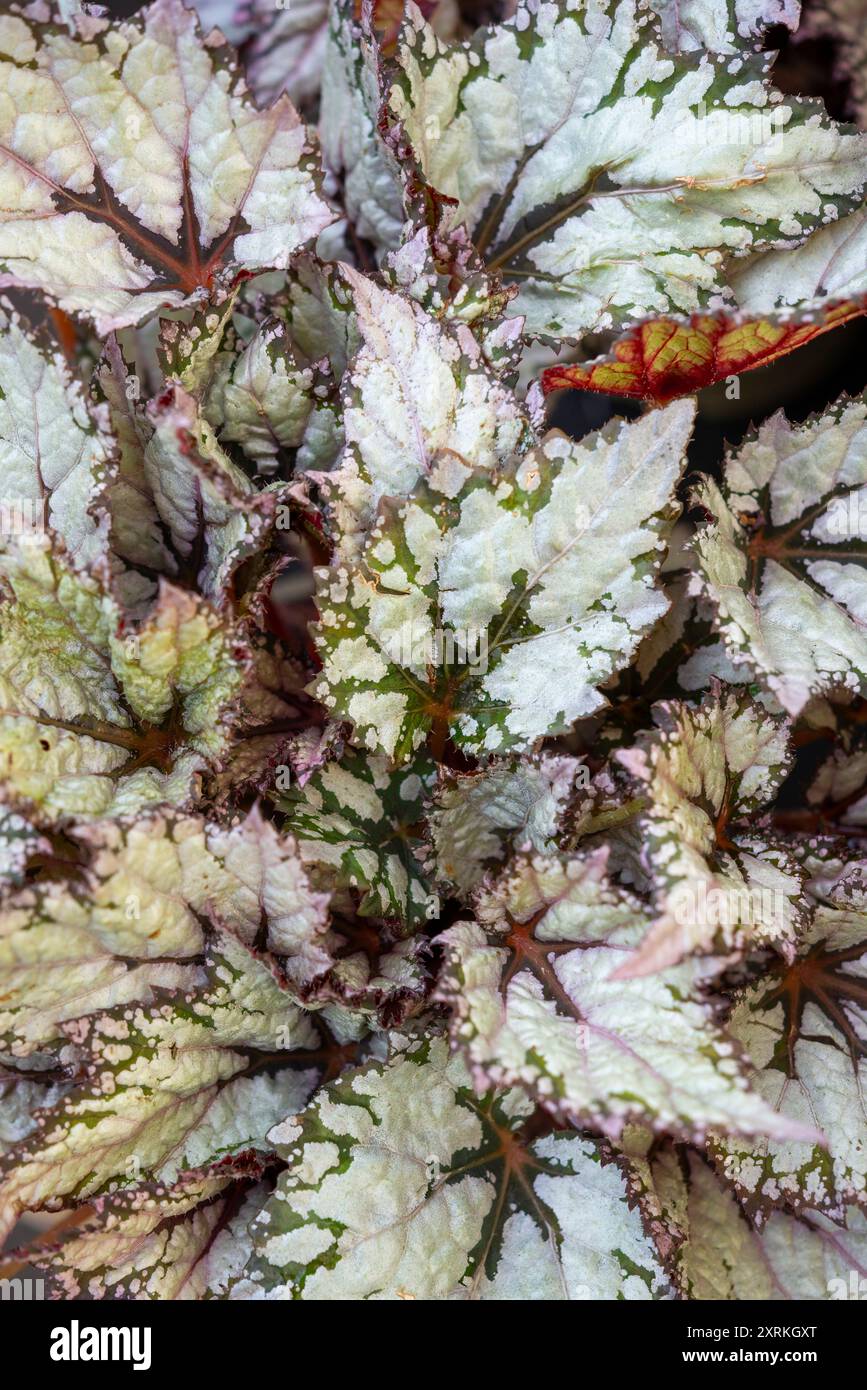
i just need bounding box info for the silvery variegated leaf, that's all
[384,219,516,330]
[374,0,867,340]
[727,204,867,315]
[319,0,406,250]
[0,807,333,1057]
[0,305,112,569]
[5,0,867,1309]
[710,851,867,1219]
[266,254,362,472]
[429,753,588,896]
[278,747,437,930]
[692,393,867,716]
[317,266,533,562]
[313,396,696,759]
[242,0,331,110]
[317,0,465,252]
[274,254,361,383]
[614,690,804,975]
[94,334,281,606]
[0,0,334,333]
[156,292,241,395]
[0,929,320,1241]
[622,1130,867,1299]
[436,848,817,1143]
[24,1170,268,1300]
[650,0,800,52]
[310,936,431,1040]
[203,317,332,474]
[234,1032,674,1300]
[189,255,357,483]
[0,536,247,821]
[0,872,204,1063]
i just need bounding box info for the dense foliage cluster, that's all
[1,0,867,1300]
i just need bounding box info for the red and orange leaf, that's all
[542,299,867,405]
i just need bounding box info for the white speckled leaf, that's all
[277,253,361,383]
[380,0,867,339]
[626,1137,867,1299]
[279,747,437,931]
[313,398,695,758]
[438,849,819,1143]
[0,883,201,1062]
[650,0,799,53]
[27,1172,267,1300]
[430,753,586,895]
[319,0,407,250]
[312,936,431,1039]
[729,205,867,314]
[94,329,279,606]
[692,393,867,716]
[0,538,246,821]
[0,0,334,333]
[0,306,112,567]
[235,1033,673,1300]
[614,690,804,975]
[319,266,532,561]
[710,851,867,1218]
[0,929,319,1240]
[0,807,332,1055]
